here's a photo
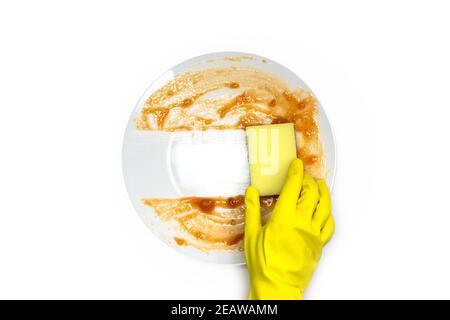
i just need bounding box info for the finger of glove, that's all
[245,186,261,244]
[312,180,332,231]
[271,158,304,222]
[296,173,320,222]
[320,215,335,245]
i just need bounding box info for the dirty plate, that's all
[122,52,335,264]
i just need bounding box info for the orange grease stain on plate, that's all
[136,65,324,251]
[143,196,276,251]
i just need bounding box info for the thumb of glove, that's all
[244,186,261,246]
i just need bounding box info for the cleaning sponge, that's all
[246,123,297,196]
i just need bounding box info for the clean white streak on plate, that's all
[168,130,250,197]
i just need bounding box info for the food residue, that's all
[143,196,277,251]
[173,237,187,246]
[136,64,325,251]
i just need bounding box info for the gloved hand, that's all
[244,158,334,300]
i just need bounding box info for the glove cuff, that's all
[248,274,302,300]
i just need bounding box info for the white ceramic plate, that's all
[122,52,335,264]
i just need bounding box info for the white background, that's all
[1,0,449,299]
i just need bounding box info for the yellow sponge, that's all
[246,123,297,196]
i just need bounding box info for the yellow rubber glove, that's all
[245,158,334,300]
